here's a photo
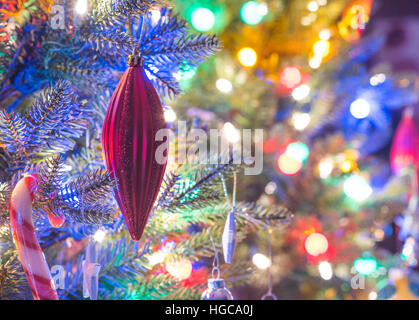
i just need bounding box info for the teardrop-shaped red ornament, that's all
[390,108,419,173]
[102,57,168,241]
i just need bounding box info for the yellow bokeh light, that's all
[278,153,302,175]
[237,47,257,67]
[313,40,330,58]
[340,159,354,173]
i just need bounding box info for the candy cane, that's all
[9,174,58,300]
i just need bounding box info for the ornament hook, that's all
[209,232,221,279]
[261,228,277,300]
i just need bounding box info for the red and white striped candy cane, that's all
[9,174,59,300]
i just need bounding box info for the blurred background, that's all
[167,0,419,300]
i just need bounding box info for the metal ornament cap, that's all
[201,278,234,300]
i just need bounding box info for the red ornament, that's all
[102,54,168,241]
[390,108,419,174]
[274,66,308,97]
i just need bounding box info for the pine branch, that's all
[34,159,116,225]
[93,0,153,23]
[53,169,116,225]
[145,34,222,67]
[0,182,10,224]
[0,110,29,156]
[60,236,151,299]
[36,154,65,197]
[26,81,91,157]
[0,254,27,300]
[235,202,293,222]
[157,162,238,212]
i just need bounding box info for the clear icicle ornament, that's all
[202,233,234,300]
[221,173,237,264]
[222,211,236,263]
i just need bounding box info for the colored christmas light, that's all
[147,251,167,266]
[309,56,322,69]
[278,153,303,175]
[75,0,88,14]
[340,159,355,173]
[164,107,177,122]
[292,112,311,131]
[216,78,233,93]
[241,1,264,25]
[318,158,334,179]
[252,253,271,270]
[318,261,333,280]
[319,29,331,40]
[369,73,386,86]
[353,257,378,276]
[223,122,240,143]
[308,1,319,12]
[237,47,257,67]
[343,175,372,202]
[93,229,106,242]
[350,98,370,119]
[279,66,304,90]
[166,259,193,280]
[150,9,161,26]
[191,8,215,32]
[313,40,330,57]
[304,232,329,256]
[286,142,310,162]
[292,84,310,101]
[265,181,277,195]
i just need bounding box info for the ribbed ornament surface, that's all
[102,66,168,241]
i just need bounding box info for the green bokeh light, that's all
[240,1,264,25]
[191,7,215,32]
[353,257,378,276]
[286,142,310,162]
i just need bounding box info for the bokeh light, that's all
[252,253,271,270]
[292,112,311,131]
[292,84,310,101]
[370,73,386,86]
[305,233,329,256]
[223,122,240,143]
[343,175,372,202]
[93,229,106,242]
[279,66,303,90]
[241,1,264,25]
[286,142,310,162]
[319,29,331,40]
[191,8,215,32]
[166,259,193,280]
[308,1,319,12]
[313,40,330,57]
[164,106,177,122]
[75,0,88,14]
[353,257,378,276]
[318,158,334,179]
[216,78,233,93]
[237,47,257,67]
[318,261,333,280]
[278,153,303,175]
[350,98,371,119]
